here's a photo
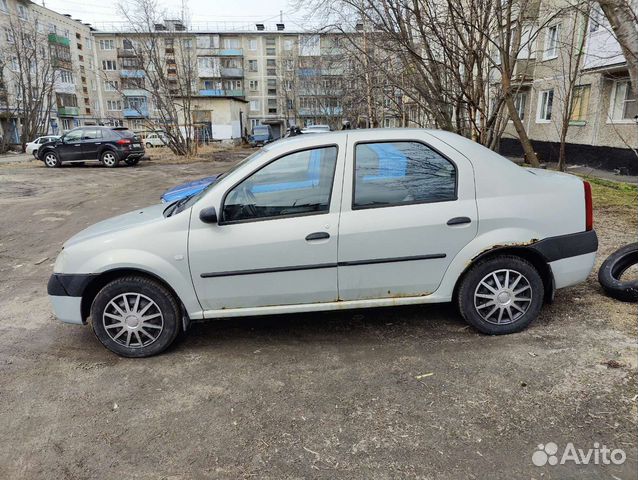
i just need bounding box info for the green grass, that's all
[580,175,637,211]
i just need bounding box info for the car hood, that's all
[161,175,219,203]
[64,203,167,248]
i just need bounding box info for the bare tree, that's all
[1,14,57,151]
[116,0,197,156]
[598,0,638,96]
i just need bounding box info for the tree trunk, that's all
[599,0,638,97]
[503,91,540,167]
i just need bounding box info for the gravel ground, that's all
[0,155,636,479]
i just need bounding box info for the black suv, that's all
[38,126,145,168]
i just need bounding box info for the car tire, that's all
[90,275,182,358]
[42,151,61,168]
[146,142,153,148]
[100,150,119,168]
[125,157,140,166]
[598,243,638,302]
[457,255,544,335]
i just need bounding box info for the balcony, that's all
[57,106,79,117]
[52,58,73,69]
[221,67,243,77]
[214,48,243,56]
[298,106,342,116]
[54,81,76,95]
[120,69,145,78]
[198,89,244,97]
[123,107,149,118]
[122,88,147,96]
[117,48,139,58]
[48,33,70,47]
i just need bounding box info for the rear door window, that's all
[353,141,457,209]
[81,128,102,140]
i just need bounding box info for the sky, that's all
[39,0,308,29]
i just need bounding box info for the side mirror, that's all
[199,206,218,224]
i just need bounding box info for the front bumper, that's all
[47,273,94,324]
[49,295,83,324]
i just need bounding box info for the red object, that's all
[116,138,131,145]
[583,181,593,231]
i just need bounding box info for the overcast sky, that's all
[39,0,306,29]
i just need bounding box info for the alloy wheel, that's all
[473,269,532,325]
[102,153,116,167]
[44,153,57,167]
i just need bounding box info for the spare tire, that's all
[598,243,638,302]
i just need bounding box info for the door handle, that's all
[74,144,81,147]
[95,142,102,145]
[305,232,330,241]
[447,216,471,226]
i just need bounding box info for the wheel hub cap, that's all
[102,293,164,348]
[474,269,533,325]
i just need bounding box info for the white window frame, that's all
[248,39,257,51]
[536,89,554,123]
[543,24,560,60]
[99,39,115,50]
[102,60,117,71]
[104,80,119,91]
[249,80,259,91]
[608,79,638,124]
[17,3,28,20]
[249,99,260,111]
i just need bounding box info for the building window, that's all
[266,47,276,56]
[249,100,260,111]
[182,38,193,49]
[99,39,115,50]
[17,4,28,20]
[284,39,293,51]
[249,80,259,91]
[570,85,590,122]
[106,100,122,111]
[248,39,257,50]
[537,89,554,122]
[610,80,637,121]
[59,70,74,83]
[248,60,258,72]
[4,28,14,43]
[102,60,117,71]
[104,80,119,91]
[266,59,276,68]
[250,119,259,129]
[543,25,560,60]
[223,38,240,49]
[514,92,527,120]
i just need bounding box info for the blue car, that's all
[161,175,220,203]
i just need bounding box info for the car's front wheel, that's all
[90,276,182,357]
[100,150,119,168]
[457,256,543,335]
[43,151,60,168]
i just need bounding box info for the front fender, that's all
[76,249,202,319]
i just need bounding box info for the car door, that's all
[337,132,478,301]
[81,127,102,159]
[188,141,346,312]
[57,129,83,161]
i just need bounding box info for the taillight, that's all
[583,181,593,231]
[116,138,131,145]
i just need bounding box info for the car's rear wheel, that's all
[101,150,119,168]
[458,256,543,335]
[43,151,60,168]
[90,276,181,357]
[125,156,140,166]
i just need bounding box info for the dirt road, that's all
[0,155,635,479]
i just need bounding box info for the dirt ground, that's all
[0,151,636,479]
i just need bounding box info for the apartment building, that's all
[500,1,637,172]
[91,23,349,140]
[0,0,100,144]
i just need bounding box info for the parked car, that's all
[38,126,145,168]
[249,125,274,147]
[301,125,331,134]
[161,175,220,203]
[26,135,61,158]
[48,129,597,357]
[143,132,169,148]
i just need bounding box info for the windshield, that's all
[165,149,268,217]
[253,127,269,135]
